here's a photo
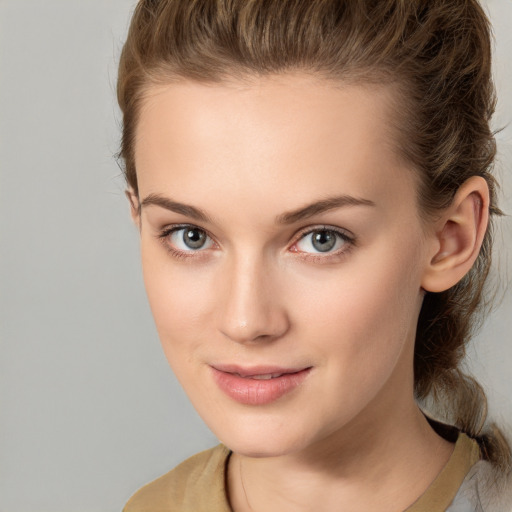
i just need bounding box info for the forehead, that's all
[134,73,417,218]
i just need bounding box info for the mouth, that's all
[210,364,312,405]
[234,372,289,380]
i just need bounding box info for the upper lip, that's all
[211,364,311,377]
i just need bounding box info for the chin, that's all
[206,412,320,458]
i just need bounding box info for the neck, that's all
[227,391,454,512]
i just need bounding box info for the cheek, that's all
[290,237,424,373]
[140,243,215,356]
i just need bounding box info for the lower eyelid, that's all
[288,240,354,267]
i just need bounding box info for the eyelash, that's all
[156,224,356,263]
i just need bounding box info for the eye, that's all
[161,225,215,252]
[292,227,353,255]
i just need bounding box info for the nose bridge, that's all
[217,250,289,344]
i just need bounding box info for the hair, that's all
[116,0,511,475]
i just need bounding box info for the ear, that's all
[125,187,141,228]
[421,176,490,293]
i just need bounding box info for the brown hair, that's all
[116,0,511,474]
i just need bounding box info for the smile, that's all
[210,365,312,405]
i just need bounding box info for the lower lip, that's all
[210,367,312,405]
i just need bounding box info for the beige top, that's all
[123,432,481,512]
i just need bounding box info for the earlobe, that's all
[421,177,490,293]
[125,188,141,227]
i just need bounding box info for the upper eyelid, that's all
[161,223,215,240]
[295,225,354,240]
[160,223,353,237]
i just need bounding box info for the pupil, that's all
[183,229,206,249]
[312,231,336,252]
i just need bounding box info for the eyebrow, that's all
[140,193,376,225]
[276,195,376,224]
[141,194,213,223]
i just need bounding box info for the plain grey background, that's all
[0,1,511,511]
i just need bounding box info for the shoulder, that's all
[448,457,512,512]
[123,444,232,512]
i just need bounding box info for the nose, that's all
[217,254,290,344]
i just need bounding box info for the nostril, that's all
[219,320,290,344]
[216,269,290,343]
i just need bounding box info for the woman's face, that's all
[133,73,433,457]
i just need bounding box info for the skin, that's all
[130,72,489,511]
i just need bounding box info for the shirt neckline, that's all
[220,431,481,512]
[403,432,481,511]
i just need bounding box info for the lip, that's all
[210,364,312,405]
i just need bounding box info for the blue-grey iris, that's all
[312,230,337,252]
[183,228,207,249]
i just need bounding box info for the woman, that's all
[117,0,512,510]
